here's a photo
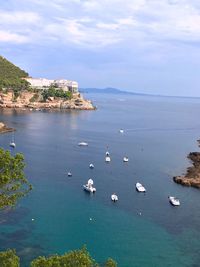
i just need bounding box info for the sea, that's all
[0,93,200,267]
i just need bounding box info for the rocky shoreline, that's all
[0,91,95,110]
[173,140,200,188]
[0,122,15,134]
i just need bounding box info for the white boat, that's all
[111,194,118,202]
[168,196,180,206]
[123,157,129,162]
[9,133,16,148]
[9,142,16,148]
[89,164,94,169]
[106,151,110,156]
[78,142,88,146]
[119,129,124,133]
[67,172,72,177]
[105,156,111,162]
[136,182,146,192]
[83,179,96,193]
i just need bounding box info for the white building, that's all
[25,78,54,88]
[24,78,78,93]
[53,80,78,93]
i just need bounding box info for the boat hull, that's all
[105,156,111,162]
[136,183,146,192]
[169,196,180,206]
[83,185,96,193]
[111,195,118,202]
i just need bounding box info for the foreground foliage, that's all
[0,249,20,267]
[31,247,97,267]
[0,248,117,267]
[0,148,32,209]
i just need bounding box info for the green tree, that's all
[0,249,20,267]
[41,88,72,102]
[0,56,29,91]
[30,247,97,267]
[41,89,49,101]
[104,258,117,267]
[0,148,32,209]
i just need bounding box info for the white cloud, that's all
[0,30,29,43]
[0,10,40,25]
[1,0,200,47]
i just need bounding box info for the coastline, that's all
[0,91,96,110]
[173,140,200,188]
[0,122,15,134]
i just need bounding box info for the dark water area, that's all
[0,94,200,266]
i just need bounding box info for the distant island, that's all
[173,140,200,188]
[0,56,95,110]
[80,87,164,96]
[80,87,135,95]
[80,87,200,99]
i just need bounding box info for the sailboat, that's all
[9,133,16,148]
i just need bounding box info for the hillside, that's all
[0,56,29,90]
[80,87,132,94]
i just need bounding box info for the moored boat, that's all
[89,164,94,169]
[83,179,96,193]
[111,193,118,202]
[9,142,16,148]
[136,182,146,192]
[105,156,111,162]
[168,196,180,206]
[123,157,129,162]
[78,142,88,146]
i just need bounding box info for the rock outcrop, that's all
[173,141,200,188]
[0,122,14,133]
[0,91,95,110]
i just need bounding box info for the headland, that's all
[173,140,200,188]
[0,90,95,110]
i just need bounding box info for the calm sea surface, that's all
[1,94,200,267]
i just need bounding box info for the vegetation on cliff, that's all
[41,85,72,101]
[0,56,29,91]
[0,148,32,209]
[0,248,117,267]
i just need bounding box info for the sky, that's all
[0,0,200,96]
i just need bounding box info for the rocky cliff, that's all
[0,91,95,110]
[173,141,200,188]
[0,122,14,133]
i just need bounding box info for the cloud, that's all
[0,10,40,25]
[0,30,28,43]
[1,0,200,47]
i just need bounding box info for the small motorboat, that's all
[89,164,94,169]
[136,182,146,192]
[83,179,96,193]
[123,157,129,162]
[78,142,88,146]
[67,172,72,177]
[106,151,110,156]
[168,196,180,206]
[105,156,111,162]
[119,129,124,133]
[111,193,118,202]
[9,142,16,148]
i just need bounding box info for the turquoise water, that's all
[1,94,200,266]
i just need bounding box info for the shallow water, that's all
[0,94,200,266]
